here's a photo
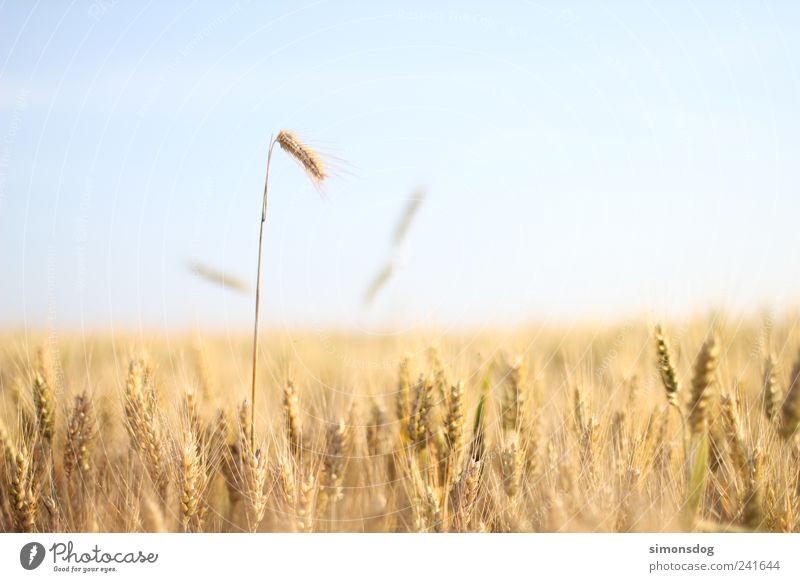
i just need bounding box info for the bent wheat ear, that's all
[276,130,327,184]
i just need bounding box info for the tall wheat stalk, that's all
[249,130,327,448]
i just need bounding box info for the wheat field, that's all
[1,315,799,533]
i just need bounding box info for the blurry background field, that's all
[2,313,800,533]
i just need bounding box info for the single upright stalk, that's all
[248,130,327,450]
[250,137,277,449]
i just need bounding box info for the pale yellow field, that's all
[1,315,799,533]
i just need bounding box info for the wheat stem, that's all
[249,137,277,450]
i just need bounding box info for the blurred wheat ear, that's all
[363,190,425,307]
[249,130,328,448]
[187,260,249,294]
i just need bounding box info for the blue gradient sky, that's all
[1,0,799,332]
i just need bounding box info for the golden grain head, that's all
[654,324,680,408]
[276,130,327,184]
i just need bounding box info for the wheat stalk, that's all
[249,130,328,450]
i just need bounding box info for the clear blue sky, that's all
[1,0,799,332]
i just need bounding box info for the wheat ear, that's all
[276,130,327,183]
[283,380,302,457]
[64,391,96,481]
[500,431,523,499]
[502,357,525,431]
[124,360,168,503]
[720,392,747,482]
[407,375,433,446]
[64,391,96,528]
[655,325,681,409]
[444,380,464,488]
[396,355,411,431]
[32,372,55,445]
[781,351,800,438]
[688,336,720,437]
[10,445,38,532]
[322,419,348,505]
[243,445,267,533]
[449,458,481,532]
[179,428,206,533]
[762,354,781,424]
